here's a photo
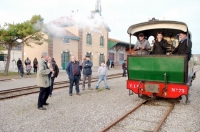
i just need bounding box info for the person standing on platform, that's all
[122,60,127,77]
[106,59,110,70]
[82,55,93,90]
[33,58,38,73]
[49,58,59,96]
[25,57,31,66]
[66,55,81,96]
[17,58,22,73]
[37,52,53,110]
[96,61,110,90]
[25,57,31,75]
[19,64,24,78]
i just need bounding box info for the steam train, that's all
[126,20,196,103]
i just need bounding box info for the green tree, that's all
[0,45,4,53]
[0,15,46,75]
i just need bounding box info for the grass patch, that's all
[0,71,19,76]
[97,88,105,92]
[0,71,36,79]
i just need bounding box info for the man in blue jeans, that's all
[66,55,81,96]
[82,55,93,90]
[96,61,110,90]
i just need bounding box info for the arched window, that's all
[86,33,92,45]
[100,36,104,46]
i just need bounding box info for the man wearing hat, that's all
[134,33,151,55]
[82,55,93,90]
[172,32,192,61]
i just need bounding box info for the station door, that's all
[62,52,70,70]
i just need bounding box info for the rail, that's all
[101,100,175,132]
[0,73,122,100]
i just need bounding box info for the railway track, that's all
[101,100,175,132]
[0,73,122,100]
[194,67,200,73]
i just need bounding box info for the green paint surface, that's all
[128,56,185,83]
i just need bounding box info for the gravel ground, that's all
[0,68,122,91]
[160,71,200,132]
[108,101,173,132]
[0,69,200,132]
[0,76,142,132]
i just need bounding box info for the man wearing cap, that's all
[172,32,192,61]
[82,55,93,90]
[134,33,151,55]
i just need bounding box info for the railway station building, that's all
[23,0,110,69]
[108,38,135,67]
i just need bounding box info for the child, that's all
[19,64,24,78]
[96,61,110,90]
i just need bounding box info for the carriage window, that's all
[148,36,155,47]
[172,34,179,48]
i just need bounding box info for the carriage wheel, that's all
[179,95,188,104]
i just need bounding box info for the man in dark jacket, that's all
[82,55,93,90]
[122,60,127,77]
[172,32,192,61]
[66,56,81,96]
[17,58,22,73]
[66,55,81,96]
[49,59,59,96]
[106,59,110,70]
[152,32,167,54]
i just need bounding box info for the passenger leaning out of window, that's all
[134,33,151,55]
[172,31,192,61]
[152,32,168,55]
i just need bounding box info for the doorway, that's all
[62,52,70,70]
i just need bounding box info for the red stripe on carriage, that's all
[127,80,188,98]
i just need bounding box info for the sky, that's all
[0,0,200,54]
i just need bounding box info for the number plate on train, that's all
[145,84,159,93]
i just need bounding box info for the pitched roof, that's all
[48,29,79,41]
[108,38,134,49]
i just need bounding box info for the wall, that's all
[23,34,49,66]
[65,26,79,36]
[81,26,108,67]
[109,46,127,66]
[0,50,22,72]
[53,37,79,69]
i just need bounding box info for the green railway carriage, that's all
[126,20,196,103]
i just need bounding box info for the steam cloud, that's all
[40,11,109,37]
